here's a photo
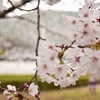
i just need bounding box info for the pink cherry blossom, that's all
[84,0,100,9]
[28,83,38,97]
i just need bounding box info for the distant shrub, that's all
[0,75,99,91]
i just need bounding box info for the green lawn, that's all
[0,75,90,90]
[0,75,99,100]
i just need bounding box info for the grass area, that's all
[37,85,100,100]
[0,75,33,88]
[0,75,90,90]
[0,75,99,100]
[0,85,100,100]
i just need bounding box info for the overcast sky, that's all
[40,0,85,11]
[40,0,100,11]
[2,0,100,11]
[1,0,100,16]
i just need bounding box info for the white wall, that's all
[0,61,36,75]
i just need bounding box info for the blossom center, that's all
[84,13,89,17]
[75,56,80,62]
[92,56,98,62]
[50,55,55,61]
[48,45,53,50]
[57,67,63,72]
[71,20,76,25]
[96,18,100,23]
[43,64,47,69]
[84,23,89,28]
[83,31,88,36]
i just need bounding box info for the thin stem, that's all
[0,86,6,91]
[35,0,41,100]
[68,40,76,48]
[35,0,41,57]
[17,1,41,96]
[8,0,38,11]
[0,0,33,18]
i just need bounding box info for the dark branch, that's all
[68,40,76,48]
[35,0,41,99]
[78,45,91,48]
[0,0,33,18]
[8,0,38,12]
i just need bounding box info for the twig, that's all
[0,86,6,91]
[8,0,38,12]
[68,40,76,48]
[35,0,41,99]
[56,40,76,49]
[0,0,33,18]
[78,45,91,48]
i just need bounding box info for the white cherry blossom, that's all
[54,64,70,79]
[37,0,100,88]
[64,48,84,68]
[93,10,100,23]
[84,0,100,9]
[3,85,16,100]
[28,83,38,97]
[78,6,93,20]
[80,48,100,79]
[39,73,54,83]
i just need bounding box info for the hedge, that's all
[0,75,98,90]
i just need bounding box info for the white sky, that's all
[40,0,100,11]
[40,0,85,11]
[1,0,100,16]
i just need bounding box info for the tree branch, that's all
[35,0,41,99]
[8,0,38,12]
[0,0,33,18]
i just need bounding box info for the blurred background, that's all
[0,0,100,100]
[0,0,80,75]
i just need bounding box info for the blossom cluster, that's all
[3,83,39,100]
[37,0,100,88]
[1,0,100,99]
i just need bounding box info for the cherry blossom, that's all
[1,0,100,98]
[39,73,54,83]
[93,10,100,23]
[80,48,100,78]
[28,83,38,97]
[84,0,100,9]
[54,78,70,89]
[3,85,16,100]
[54,64,70,79]
[78,6,93,20]
[64,48,84,68]
[37,0,100,88]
